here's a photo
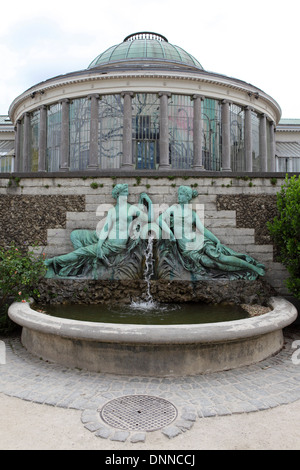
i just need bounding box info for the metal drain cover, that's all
[100,395,177,431]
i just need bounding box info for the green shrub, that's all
[0,243,47,334]
[267,174,300,298]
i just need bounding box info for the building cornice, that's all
[0,126,14,133]
[9,69,282,124]
[277,126,300,132]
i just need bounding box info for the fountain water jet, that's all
[131,234,157,311]
[144,234,155,304]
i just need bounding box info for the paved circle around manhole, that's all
[100,395,178,431]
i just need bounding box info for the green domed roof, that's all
[88,32,203,70]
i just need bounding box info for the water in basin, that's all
[36,301,249,325]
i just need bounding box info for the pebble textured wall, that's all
[0,194,85,246]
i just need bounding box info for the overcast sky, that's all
[1,0,299,119]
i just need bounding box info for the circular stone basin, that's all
[8,297,297,377]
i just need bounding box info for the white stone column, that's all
[259,113,268,172]
[192,94,205,170]
[121,92,134,170]
[60,99,70,171]
[159,92,171,170]
[38,105,47,171]
[270,121,276,172]
[221,100,231,171]
[23,112,30,172]
[88,94,100,170]
[244,106,253,172]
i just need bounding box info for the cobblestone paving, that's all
[1,326,300,443]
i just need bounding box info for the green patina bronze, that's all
[45,184,148,280]
[45,185,265,281]
[156,186,265,280]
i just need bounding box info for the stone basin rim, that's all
[8,297,297,345]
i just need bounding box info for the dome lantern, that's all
[123,32,169,42]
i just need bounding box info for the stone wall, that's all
[0,194,85,246]
[0,174,289,296]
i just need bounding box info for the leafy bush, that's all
[267,174,300,298]
[0,243,47,334]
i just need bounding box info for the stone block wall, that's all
[0,174,289,296]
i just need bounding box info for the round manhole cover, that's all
[100,395,178,431]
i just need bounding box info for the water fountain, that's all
[8,184,298,376]
[131,233,156,309]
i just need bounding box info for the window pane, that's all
[169,94,194,169]
[230,104,245,171]
[69,98,90,170]
[30,110,39,171]
[0,140,15,172]
[99,95,123,169]
[132,93,160,169]
[293,158,300,172]
[47,103,61,172]
[202,99,221,170]
[276,157,287,172]
[251,111,260,171]
[110,42,131,61]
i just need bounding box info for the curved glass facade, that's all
[9,32,280,174]
[15,93,276,173]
